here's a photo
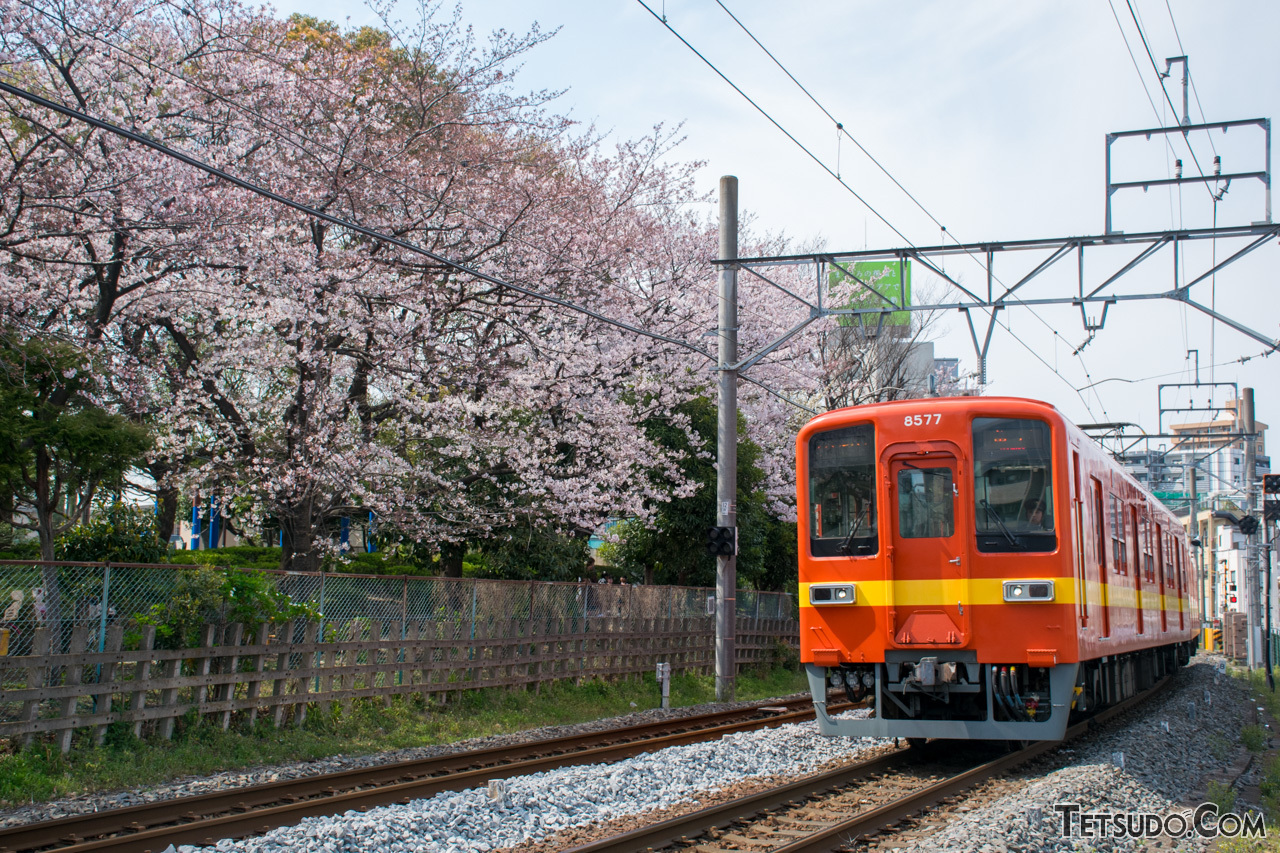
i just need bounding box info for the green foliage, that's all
[609,396,796,591]
[170,546,282,571]
[0,664,807,807]
[0,536,39,560]
[135,567,318,649]
[0,332,151,551]
[1207,779,1239,815]
[55,502,167,563]
[336,549,431,576]
[472,531,591,581]
[1242,723,1269,753]
[1209,732,1233,763]
[1253,755,1280,838]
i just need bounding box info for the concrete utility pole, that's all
[1189,457,1203,632]
[716,176,738,703]
[1244,388,1260,668]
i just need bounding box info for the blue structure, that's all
[191,504,201,551]
[207,497,220,550]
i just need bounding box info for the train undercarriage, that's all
[807,639,1198,742]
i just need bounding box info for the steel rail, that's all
[563,677,1173,853]
[1,698,850,853]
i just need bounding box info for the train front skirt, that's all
[805,662,1080,742]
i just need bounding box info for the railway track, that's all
[563,678,1173,853]
[0,696,852,853]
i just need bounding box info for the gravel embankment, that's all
[8,657,1265,853]
[175,708,883,853]
[0,695,806,828]
[865,656,1259,853]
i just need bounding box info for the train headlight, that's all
[1003,580,1055,602]
[809,583,856,605]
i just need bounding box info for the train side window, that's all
[807,423,877,557]
[1092,478,1106,571]
[1141,515,1155,582]
[1109,494,1127,574]
[971,417,1056,553]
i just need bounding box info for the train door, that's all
[1130,505,1144,634]
[1155,524,1168,632]
[1092,478,1110,637]
[1175,538,1187,631]
[887,453,970,646]
[1072,451,1087,628]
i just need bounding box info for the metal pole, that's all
[716,175,738,703]
[1243,388,1259,668]
[1188,457,1203,639]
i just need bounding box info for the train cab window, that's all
[808,424,877,557]
[896,467,955,538]
[971,417,1056,553]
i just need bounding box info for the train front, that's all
[798,398,1079,742]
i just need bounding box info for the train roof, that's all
[803,396,1065,430]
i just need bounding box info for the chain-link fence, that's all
[0,560,796,662]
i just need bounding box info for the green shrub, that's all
[135,567,319,648]
[1207,779,1238,815]
[55,502,166,563]
[1242,724,1269,753]
[169,546,282,571]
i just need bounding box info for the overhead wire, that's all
[1124,0,1216,200]
[662,0,1107,418]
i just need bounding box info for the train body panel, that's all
[797,396,1198,741]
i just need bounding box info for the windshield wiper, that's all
[979,499,1025,550]
[839,508,868,555]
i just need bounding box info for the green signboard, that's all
[829,260,912,327]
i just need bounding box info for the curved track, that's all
[0,697,852,853]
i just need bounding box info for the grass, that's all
[0,666,809,808]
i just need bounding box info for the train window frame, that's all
[895,465,956,539]
[807,422,878,558]
[1109,494,1128,575]
[970,416,1057,554]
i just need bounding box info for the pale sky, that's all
[270,0,1279,450]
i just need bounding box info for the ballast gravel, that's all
[0,695,806,829]
[173,711,882,853]
[871,657,1259,853]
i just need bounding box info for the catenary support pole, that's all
[1189,458,1203,641]
[716,175,738,703]
[1244,388,1259,668]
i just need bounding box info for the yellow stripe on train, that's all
[799,579,1187,612]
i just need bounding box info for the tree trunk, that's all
[439,542,466,578]
[146,461,180,545]
[279,497,322,573]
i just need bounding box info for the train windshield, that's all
[808,423,877,557]
[971,417,1056,553]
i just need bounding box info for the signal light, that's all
[1263,474,1280,494]
[1237,515,1260,536]
[706,526,737,556]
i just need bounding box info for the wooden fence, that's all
[0,615,797,751]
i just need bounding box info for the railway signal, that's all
[706,526,737,556]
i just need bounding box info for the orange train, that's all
[797,396,1200,742]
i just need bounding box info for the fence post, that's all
[98,562,111,654]
[94,561,112,707]
[399,577,408,687]
[468,581,477,661]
